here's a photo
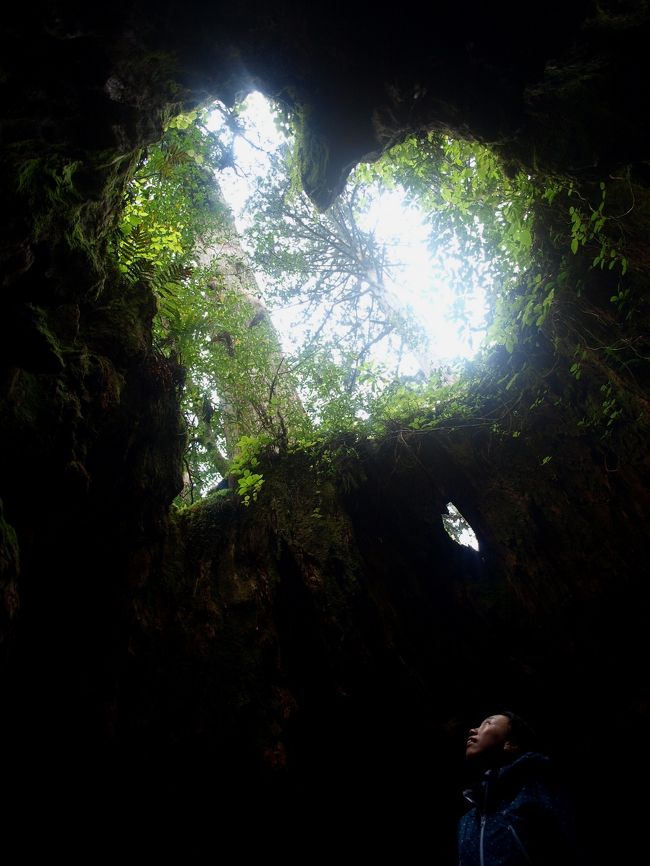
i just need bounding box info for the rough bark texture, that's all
[196,186,305,457]
[1,1,649,861]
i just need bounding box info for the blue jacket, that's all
[458,752,579,866]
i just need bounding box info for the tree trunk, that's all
[196,185,306,457]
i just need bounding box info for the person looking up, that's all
[458,711,584,866]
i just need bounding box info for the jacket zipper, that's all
[479,814,486,866]
[508,822,533,864]
[479,768,493,866]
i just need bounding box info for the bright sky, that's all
[208,92,488,370]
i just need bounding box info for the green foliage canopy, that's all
[112,95,639,506]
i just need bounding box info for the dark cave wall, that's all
[1,1,650,860]
[115,453,485,857]
[113,413,650,859]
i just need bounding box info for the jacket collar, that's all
[462,751,549,811]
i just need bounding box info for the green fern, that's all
[153,261,193,319]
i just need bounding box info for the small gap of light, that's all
[442,501,479,550]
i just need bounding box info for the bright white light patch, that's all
[442,502,479,550]
[357,188,488,363]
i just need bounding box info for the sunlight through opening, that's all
[442,502,479,550]
[207,92,490,373]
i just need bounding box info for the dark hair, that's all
[500,710,539,752]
